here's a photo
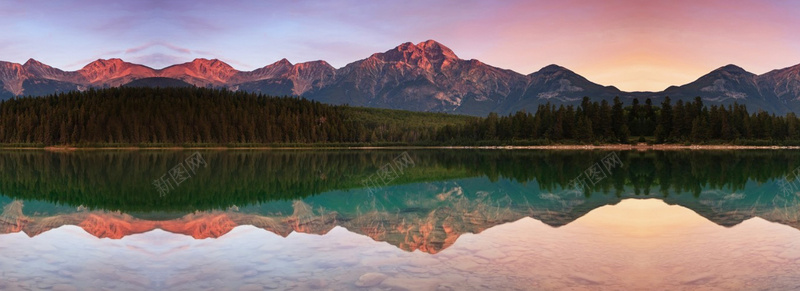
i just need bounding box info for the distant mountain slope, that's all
[494,64,625,114]
[759,64,800,112]
[660,64,798,113]
[233,59,336,96]
[2,40,800,115]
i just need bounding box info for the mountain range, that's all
[2,40,800,115]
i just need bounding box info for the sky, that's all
[1,0,799,91]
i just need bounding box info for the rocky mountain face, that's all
[77,58,157,86]
[2,41,800,115]
[234,59,336,96]
[0,61,32,96]
[491,64,627,114]
[759,64,800,111]
[658,64,800,113]
[306,40,529,114]
[663,65,760,102]
[160,58,238,87]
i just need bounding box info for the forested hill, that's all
[0,87,799,146]
[0,87,474,146]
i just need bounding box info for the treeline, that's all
[0,87,471,145]
[2,87,800,145]
[0,150,796,212]
[436,97,800,144]
[0,150,474,212]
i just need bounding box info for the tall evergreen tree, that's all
[598,100,613,141]
[655,97,673,143]
[643,98,657,136]
[611,96,626,142]
[628,98,641,137]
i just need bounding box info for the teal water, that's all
[1,150,799,290]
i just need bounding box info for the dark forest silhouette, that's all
[2,87,800,146]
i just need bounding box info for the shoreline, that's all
[0,144,794,151]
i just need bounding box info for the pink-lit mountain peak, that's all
[243,58,334,80]
[23,58,47,68]
[21,58,85,84]
[274,58,292,66]
[262,58,337,71]
[160,58,239,84]
[377,40,458,62]
[257,58,294,72]
[82,58,128,70]
[360,40,463,74]
[241,58,295,80]
[416,39,459,60]
[175,58,238,77]
[292,60,335,74]
[79,58,154,75]
[187,58,234,69]
[78,58,156,85]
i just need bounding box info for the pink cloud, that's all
[125,42,192,54]
[127,53,187,69]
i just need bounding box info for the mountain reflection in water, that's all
[1,150,800,290]
[2,199,799,290]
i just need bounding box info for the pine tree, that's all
[485,112,498,140]
[788,113,800,140]
[655,97,673,143]
[643,98,657,136]
[598,100,613,141]
[670,100,685,141]
[628,98,641,137]
[611,96,626,142]
[690,117,709,142]
[575,116,594,142]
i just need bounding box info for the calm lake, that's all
[1,150,800,290]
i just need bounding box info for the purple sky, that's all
[2,0,800,91]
